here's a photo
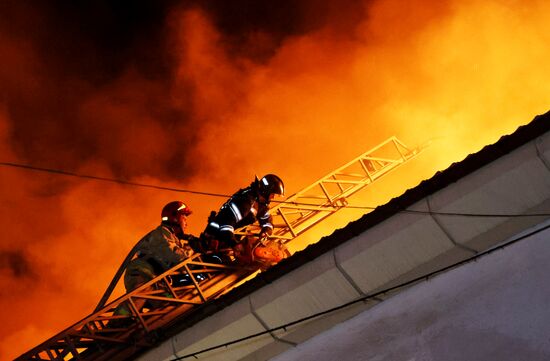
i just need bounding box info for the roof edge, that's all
[154,109,550,345]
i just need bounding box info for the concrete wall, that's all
[272,220,550,361]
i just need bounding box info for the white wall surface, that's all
[138,128,550,361]
[272,220,550,361]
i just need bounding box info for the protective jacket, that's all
[132,224,195,275]
[203,186,274,248]
[116,224,196,317]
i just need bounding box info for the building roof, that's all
[139,110,550,360]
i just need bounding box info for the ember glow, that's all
[1,0,549,358]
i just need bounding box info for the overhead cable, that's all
[343,205,550,218]
[0,161,228,198]
[281,202,550,218]
[2,161,549,218]
[170,221,550,360]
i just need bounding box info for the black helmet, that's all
[257,174,284,198]
[161,201,192,224]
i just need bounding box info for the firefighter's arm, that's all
[218,225,237,248]
[215,202,242,248]
[182,233,202,253]
[258,211,274,239]
[162,228,194,260]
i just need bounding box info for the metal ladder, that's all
[237,136,428,243]
[16,136,428,361]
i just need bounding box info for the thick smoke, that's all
[1,0,550,359]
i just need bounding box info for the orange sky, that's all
[1,0,549,359]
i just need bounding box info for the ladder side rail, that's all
[146,268,254,331]
[277,209,298,237]
[332,156,416,199]
[238,154,381,236]
[360,155,404,163]
[95,269,257,361]
[332,171,375,178]
[17,254,249,361]
[277,153,422,242]
[272,205,343,231]
[318,182,334,204]
[260,138,412,238]
[267,137,400,214]
[235,179,373,240]
[18,136,429,361]
[265,171,384,237]
[359,159,375,182]
[332,174,345,193]
[236,140,426,242]
[275,203,344,212]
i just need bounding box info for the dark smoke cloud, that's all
[0,1,175,82]
[0,0,367,183]
[196,0,367,62]
[0,2,371,358]
[0,250,35,279]
[0,0,190,180]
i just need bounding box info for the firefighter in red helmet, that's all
[114,201,198,319]
[126,201,197,289]
[200,174,284,253]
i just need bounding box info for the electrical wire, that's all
[344,205,550,218]
[280,202,550,218]
[170,221,550,360]
[1,161,549,219]
[0,161,229,198]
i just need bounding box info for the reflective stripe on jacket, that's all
[205,186,274,245]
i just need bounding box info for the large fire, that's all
[1,0,549,359]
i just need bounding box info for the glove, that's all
[233,243,253,265]
[196,233,220,253]
[258,229,271,242]
[208,239,220,252]
[187,235,202,253]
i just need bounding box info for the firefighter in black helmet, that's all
[200,174,284,252]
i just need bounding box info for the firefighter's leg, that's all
[112,260,155,320]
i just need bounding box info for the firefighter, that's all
[200,174,284,255]
[124,200,197,291]
[112,201,197,322]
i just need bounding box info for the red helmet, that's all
[161,201,192,224]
